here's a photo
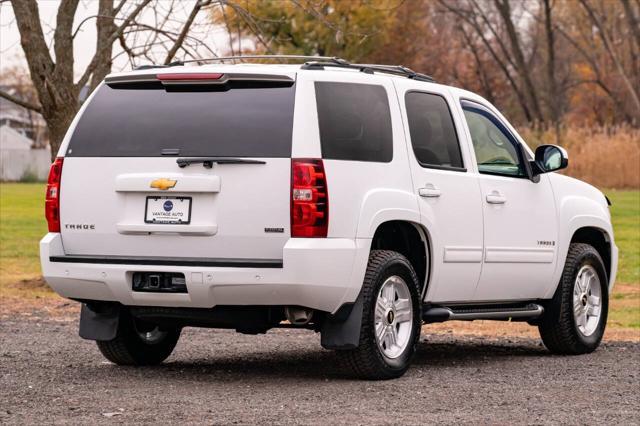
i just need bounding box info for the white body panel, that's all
[393,79,484,302]
[472,173,558,300]
[545,173,618,294]
[41,232,371,313]
[60,157,290,259]
[40,63,617,313]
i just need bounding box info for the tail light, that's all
[45,157,64,232]
[291,159,328,237]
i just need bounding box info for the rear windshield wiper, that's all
[177,157,266,168]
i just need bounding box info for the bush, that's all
[519,125,640,189]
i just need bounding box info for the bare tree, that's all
[457,23,496,104]
[438,0,536,121]
[578,0,640,120]
[0,0,215,160]
[542,0,561,142]
[493,0,544,123]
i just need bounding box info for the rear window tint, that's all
[405,92,464,170]
[67,82,295,157]
[315,82,392,162]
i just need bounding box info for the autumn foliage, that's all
[213,0,639,188]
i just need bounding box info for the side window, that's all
[462,103,524,177]
[315,82,392,162]
[405,92,464,170]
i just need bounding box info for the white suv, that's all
[40,56,618,379]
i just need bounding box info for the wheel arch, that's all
[321,219,431,351]
[370,220,431,297]
[570,226,612,284]
[545,213,616,298]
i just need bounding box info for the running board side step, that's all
[422,303,544,323]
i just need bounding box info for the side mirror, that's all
[533,144,568,174]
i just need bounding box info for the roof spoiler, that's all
[105,73,294,88]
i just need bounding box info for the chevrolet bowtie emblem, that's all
[150,178,177,190]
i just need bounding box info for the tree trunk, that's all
[10,0,152,161]
[580,0,640,123]
[89,0,116,92]
[12,0,79,162]
[543,0,562,144]
[458,24,496,104]
[494,0,545,123]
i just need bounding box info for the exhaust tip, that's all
[284,306,314,325]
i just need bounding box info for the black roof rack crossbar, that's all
[301,61,434,83]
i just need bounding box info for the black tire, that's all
[96,309,181,366]
[539,243,609,354]
[339,250,422,380]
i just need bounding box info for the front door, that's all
[460,100,558,301]
[396,82,484,303]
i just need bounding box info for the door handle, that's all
[486,191,507,204]
[419,184,442,198]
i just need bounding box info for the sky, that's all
[0,0,231,78]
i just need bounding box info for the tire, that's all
[539,243,608,354]
[96,309,181,366]
[339,250,422,380]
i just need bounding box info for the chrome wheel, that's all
[573,265,602,337]
[374,276,414,359]
[136,326,167,344]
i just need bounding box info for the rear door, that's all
[59,71,296,261]
[395,81,484,303]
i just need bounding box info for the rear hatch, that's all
[59,70,296,261]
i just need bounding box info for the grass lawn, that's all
[0,184,48,295]
[0,183,638,328]
[605,190,640,329]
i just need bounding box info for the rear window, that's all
[315,82,392,162]
[66,82,296,157]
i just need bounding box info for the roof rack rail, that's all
[301,60,435,83]
[133,55,435,83]
[182,55,350,65]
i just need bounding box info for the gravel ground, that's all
[1,318,639,425]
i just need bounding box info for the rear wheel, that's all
[538,243,608,354]
[339,250,422,380]
[96,309,181,365]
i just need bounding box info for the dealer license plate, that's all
[145,196,191,224]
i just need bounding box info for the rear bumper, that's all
[40,233,371,314]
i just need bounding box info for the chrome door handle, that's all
[419,184,442,198]
[486,191,507,204]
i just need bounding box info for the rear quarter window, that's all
[66,82,296,157]
[315,82,392,162]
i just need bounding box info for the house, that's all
[0,85,51,181]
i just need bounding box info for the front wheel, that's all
[339,250,422,380]
[96,309,181,366]
[538,243,609,354]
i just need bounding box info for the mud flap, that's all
[320,292,363,350]
[79,303,120,341]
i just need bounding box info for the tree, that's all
[578,0,640,120]
[552,0,639,124]
[211,0,401,61]
[1,0,214,160]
